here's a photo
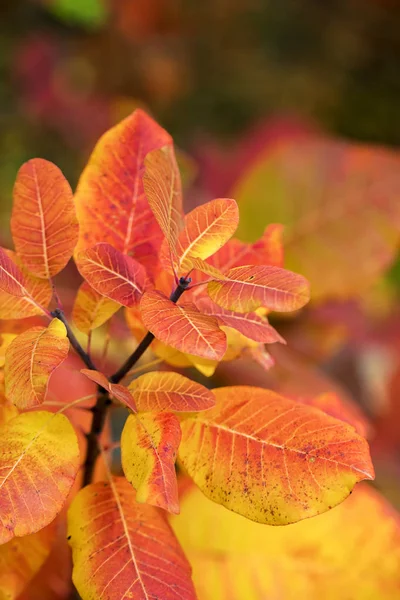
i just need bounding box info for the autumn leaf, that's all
[0,523,55,600]
[74,108,172,273]
[143,145,184,258]
[80,369,137,412]
[0,250,52,319]
[129,371,215,412]
[178,386,374,525]
[140,290,227,360]
[72,282,120,335]
[76,243,146,307]
[207,264,310,313]
[0,411,79,543]
[121,412,181,513]
[234,139,400,299]
[11,158,78,279]
[68,477,196,600]
[172,484,400,600]
[4,319,70,410]
[196,297,285,343]
[176,198,239,268]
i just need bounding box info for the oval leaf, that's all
[207,264,310,312]
[143,145,183,255]
[5,319,70,409]
[74,109,172,271]
[67,477,196,600]
[121,412,181,513]
[178,386,374,525]
[76,243,146,307]
[129,371,215,412]
[0,411,80,543]
[0,251,52,319]
[176,198,239,266]
[72,281,120,334]
[80,369,137,412]
[11,158,78,279]
[140,290,227,360]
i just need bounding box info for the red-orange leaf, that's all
[11,158,78,279]
[178,386,374,525]
[208,264,310,312]
[0,411,79,543]
[140,290,227,360]
[0,247,27,296]
[4,319,70,410]
[143,145,183,256]
[196,297,285,344]
[129,371,215,412]
[76,243,146,307]
[72,281,120,334]
[80,369,137,412]
[0,252,52,319]
[67,477,196,600]
[176,198,239,267]
[74,109,172,272]
[121,412,181,513]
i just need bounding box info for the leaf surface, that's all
[68,477,196,600]
[5,319,70,409]
[72,282,120,334]
[121,412,181,513]
[196,297,285,343]
[80,369,137,411]
[178,386,374,525]
[0,248,27,296]
[0,524,55,600]
[176,198,239,267]
[129,371,215,412]
[234,139,400,299]
[143,145,183,256]
[172,483,400,600]
[76,243,146,307]
[207,264,310,312]
[11,158,78,279]
[140,290,227,360]
[0,411,79,543]
[74,109,172,272]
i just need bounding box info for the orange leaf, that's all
[172,483,400,600]
[11,158,78,279]
[0,411,79,543]
[4,319,70,410]
[72,281,120,335]
[0,523,55,600]
[196,297,285,343]
[74,109,172,273]
[208,264,310,312]
[76,243,146,307]
[121,411,181,513]
[176,198,239,267]
[143,145,184,257]
[140,290,227,360]
[129,371,215,412]
[80,369,137,411]
[67,477,196,599]
[178,386,374,525]
[0,250,52,319]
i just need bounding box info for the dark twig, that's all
[51,309,97,371]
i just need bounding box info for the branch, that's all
[51,309,97,371]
